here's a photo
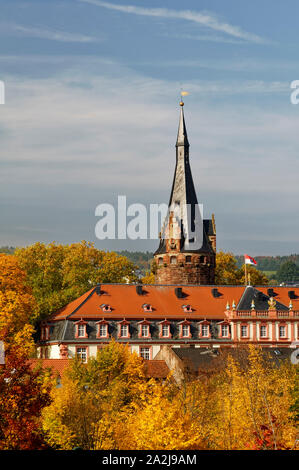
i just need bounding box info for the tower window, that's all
[158,257,163,265]
[200,256,205,263]
[170,256,177,264]
[185,255,192,263]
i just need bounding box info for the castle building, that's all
[154,101,216,285]
[37,103,299,363]
[38,284,299,362]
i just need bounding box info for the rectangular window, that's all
[120,324,129,337]
[202,324,209,337]
[99,324,108,337]
[162,324,169,337]
[76,347,87,363]
[141,324,149,337]
[221,325,229,337]
[279,326,286,338]
[77,324,86,337]
[241,325,248,337]
[260,325,267,338]
[140,347,150,360]
[182,324,190,337]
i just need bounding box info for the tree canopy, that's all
[15,241,138,324]
[215,251,269,285]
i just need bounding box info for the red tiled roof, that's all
[144,360,170,378]
[50,287,95,320]
[254,286,299,309]
[28,358,169,380]
[50,284,246,321]
[29,359,70,376]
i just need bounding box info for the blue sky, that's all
[1,0,299,255]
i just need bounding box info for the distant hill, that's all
[0,246,15,254]
[3,246,299,281]
[235,255,299,271]
[116,250,153,275]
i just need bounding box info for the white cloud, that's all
[79,0,270,44]
[0,56,298,251]
[4,23,103,43]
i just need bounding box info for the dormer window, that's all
[118,320,130,339]
[222,324,229,337]
[182,304,192,313]
[182,324,190,337]
[199,321,210,338]
[158,320,171,339]
[178,320,191,339]
[75,320,88,339]
[100,304,112,312]
[218,322,231,338]
[142,304,152,312]
[96,320,109,339]
[138,320,151,338]
[141,324,149,337]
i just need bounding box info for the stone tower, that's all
[154,101,216,285]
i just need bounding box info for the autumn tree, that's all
[215,251,269,285]
[205,346,298,450]
[42,341,148,450]
[0,254,36,355]
[237,264,269,286]
[0,350,53,449]
[0,254,53,449]
[115,379,211,450]
[215,251,239,285]
[141,271,155,284]
[15,241,138,323]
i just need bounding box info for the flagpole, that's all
[244,257,247,286]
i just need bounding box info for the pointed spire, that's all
[154,102,214,257]
[176,101,189,148]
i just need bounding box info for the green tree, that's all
[276,261,299,284]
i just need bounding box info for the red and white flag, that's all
[244,254,257,266]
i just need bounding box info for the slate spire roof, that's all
[155,102,213,255]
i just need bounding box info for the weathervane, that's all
[180,89,189,106]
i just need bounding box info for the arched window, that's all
[158,257,163,265]
[170,256,177,265]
